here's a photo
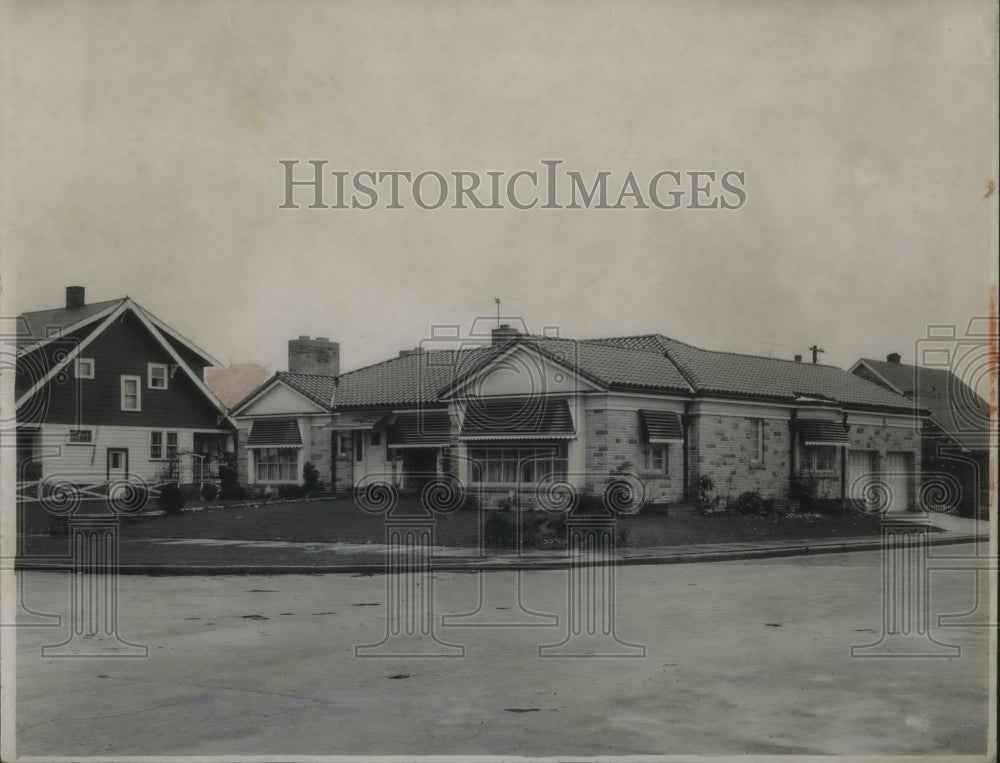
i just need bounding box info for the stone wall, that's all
[691,414,791,501]
[584,408,684,503]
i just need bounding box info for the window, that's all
[801,445,837,472]
[370,430,381,446]
[749,419,764,464]
[121,375,141,411]
[255,448,298,482]
[337,433,351,457]
[151,431,179,459]
[148,363,168,390]
[166,432,179,459]
[75,358,95,379]
[468,443,568,485]
[68,429,93,444]
[644,444,669,473]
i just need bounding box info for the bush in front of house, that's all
[789,474,819,513]
[277,483,306,500]
[218,465,250,501]
[728,489,765,515]
[200,483,219,502]
[688,474,723,515]
[158,484,186,515]
[302,462,323,495]
[484,510,517,548]
[575,494,608,515]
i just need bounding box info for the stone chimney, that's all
[794,354,802,362]
[65,286,85,310]
[288,336,340,376]
[886,352,901,364]
[491,324,520,347]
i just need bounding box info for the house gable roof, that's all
[15,297,233,426]
[852,358,991,449]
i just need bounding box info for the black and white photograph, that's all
[1,1,997,759]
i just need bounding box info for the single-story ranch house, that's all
[232,327,925,513]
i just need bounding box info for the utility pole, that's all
[494,297,501,327]
[809,344,825,364]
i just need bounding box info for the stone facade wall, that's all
[309,424,333,491]
[584,408,684,503]
[691,415,791,501]
[236,428,250,484]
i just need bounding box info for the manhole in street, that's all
[242,614,269,620]
[764,623,782,627]
[504,708,539,713]
[352,602,381,607]
[388,674,410,680]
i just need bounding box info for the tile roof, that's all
[856,358,991,448]
[242,333,918,415]
[585,335,917,411]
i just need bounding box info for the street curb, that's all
[13,533,989,576]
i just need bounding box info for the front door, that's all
[107,448,129,481]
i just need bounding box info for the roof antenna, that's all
[809,344,825,364]
[494,297,501,328]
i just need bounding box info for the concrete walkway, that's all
[14,512,990,575]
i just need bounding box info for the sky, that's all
[2,0,997,397]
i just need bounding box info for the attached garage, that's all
[848,450,879,511]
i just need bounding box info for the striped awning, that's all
[246,418,302,448]
[323,414,384,431]
[388,410,452,448]
[799,419,851,447]
[460,398,575,440]
[639,410,684,444]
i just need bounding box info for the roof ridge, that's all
[17,296,125,317]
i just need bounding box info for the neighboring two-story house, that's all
[851,353,992,516]
[234,325,923,513]
[15,286,236,490]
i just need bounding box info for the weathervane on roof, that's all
[809,344,825,364]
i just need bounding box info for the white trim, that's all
[147,362,169,390]
[139,304,221,367]
[128,303,236,427]
[75,357,95,379]
[15,300,131,410]
[386,442,450,449]
[647,436,684,444]
[15,300,123,358]
[120,375,141,411]
[230,377,328,417]
[246,443,303,449]
[847,360,905,395]
[440,342,605,400]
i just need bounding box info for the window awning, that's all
[246,418,302,448]
[639,410,684,444]
[388,410,452,448]
[799,419,851,447]
[322,414,385,431]
[460,398,575,440]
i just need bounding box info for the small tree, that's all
[303,461,323,494]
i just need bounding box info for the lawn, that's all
[20,497,909,549]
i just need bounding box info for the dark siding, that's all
[23,311,225,429]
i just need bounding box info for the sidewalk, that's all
[13,513,990,575]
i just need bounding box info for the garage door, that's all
[883,452,912,514]
[848,450,878,511]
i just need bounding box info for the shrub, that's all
[220,481,250,500]
[200,483,219,501]
[277,483,306,500]
[615,520,633,547]
[520,513,567,550]
[790,474,820,513]
[575,494,608,515]
[158,484,186,515]
[303,462,323,494]
[688,475,722,515]
[729,489,764,515]
[484,511,517,547]
[461,493,480,512]
[495,494,516,512]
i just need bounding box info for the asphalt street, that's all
[10,546,992,758]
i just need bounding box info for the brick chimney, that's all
[886,352,901,364]
[794,354,802,362]
[288,336,340,376]
[491,324,520,347]
[65,286,85,309]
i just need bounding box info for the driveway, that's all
[10,546,992,758]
